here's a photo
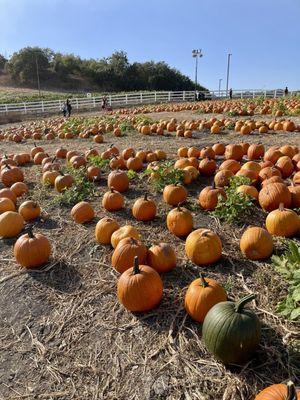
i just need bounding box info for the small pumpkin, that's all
[102,188,124,211]
[0,197,16,214]
[0,165,24,187]
[18,200,41,221]
[236,184,258,200]
[166,205,193,237]
[112,237,148,273]
[255,381,300,400]
[0,188,17,204]
[107,170,129,193]
[199,183,226,211]
[185,229,222,265]
[54,173,74,193]
[14,227,51,269]
[132,194,157,221]
[117,256,163,312]
[258,182,291,211]
[240,226,273,260]
[0,211,24,238]
[185,273,227,322]
[202,294,261,365]
[147,243,176,273]
[95,217,119,244]
[10,182,28,197]
[265,203,300,237]
[163,184,188,206]
[71,201,95,224]
[214,169,234,187]
[111,225,140,248]
[198,158,217,176]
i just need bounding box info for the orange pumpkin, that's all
[185,274,227,322]
[132,194,157,221]
[112,237,148,273]
[147,243,176,273]
[240,227,273,260]
[166,206,193,237]
[185,229,222,265]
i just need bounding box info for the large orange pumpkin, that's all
[117,257,163,312]
[240,227,273,260]
[112,237,148,273]
[185,229,222,265]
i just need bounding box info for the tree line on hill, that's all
[0,47,206,93]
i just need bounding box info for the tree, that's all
[0,54,7,70]
[7,47,53,83]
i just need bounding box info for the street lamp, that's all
[35,53,41,98]
[218,78,222,97]
[192,49,203,97]
[225,53,232,97]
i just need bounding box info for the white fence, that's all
[0,89,299,116]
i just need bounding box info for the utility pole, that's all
[218,78,222,97]
[192,49,203,98]
[225,53,232,97]
[35,54,41,98]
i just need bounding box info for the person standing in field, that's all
[284,86,289,96]
[101,95,108,110]
[66,99,72,117]
[229,88,233,99]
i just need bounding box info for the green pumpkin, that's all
[202,294,261,365]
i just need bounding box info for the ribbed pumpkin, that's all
[258,183,291,211]
[276,156,294,178]
[0,165,24,187]
[255,381,300,400]
[185,274,227,322]
[212,142,225,155]
[198,158,217,176]
[147,243,176,273]
[132,194,156,221]
[126,156,143,171]
[265,204,300,237]
[219,159,241,174]
[102,188,124,211]
[185,229,222,265]
[10,182,28,197]
[112,237,147,273]
[163,184,187,206]
[214,170,234,187]
[0,197,16,214]
[117,257,163,312]
[107,170,129,193]
[224,144,244,161]
[14,228,51,269]
[236,185,259,200]
[198,183,226,211]
[289,184,300,208]
[166,205,193,237]
[71,201,95,224]
[240,227,273,260]
[202,294,261,365]
[54,173,74,192]
[0,188,17,204]
[95,217,119,244]
[0,211,24,238]
[18,200,41,221]
[111,225,140,248]
[247,144,265,160]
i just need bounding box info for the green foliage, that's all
[7,46,53,84]
[5,46,206,93]
[212,176,255,223]
[127,170,139,180]
[119,120,134,132]
[144,160,185,192]
[88,155,110,170]
[54,166,99,207]
[272,241,300,321]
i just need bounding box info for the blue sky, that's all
[0,0,299,90]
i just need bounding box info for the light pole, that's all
[192,49,203,98]
[225,53,232,97]
[218,78,222,97]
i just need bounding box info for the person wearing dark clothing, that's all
[66,99,72,117]
[229,88,233,99]
[62,104,67,117]
[284,86,289,96]
[101,96,108,110]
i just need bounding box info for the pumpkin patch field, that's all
[0,101,299,400]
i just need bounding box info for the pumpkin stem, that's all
[200,273,209,288]
[211,181,216,189]
[286,381,297,400]
[133,256,140,275]
[235,294,256,313]
[24,225,35,239]
[144,193,148,201]
[279,202,284,211]
[110,187,115,193]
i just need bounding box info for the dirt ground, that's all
[0,110,299,400]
